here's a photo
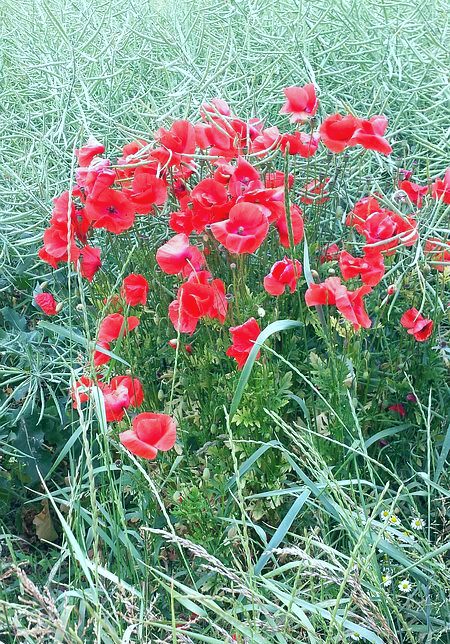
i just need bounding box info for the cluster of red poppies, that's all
[34,84,449,459]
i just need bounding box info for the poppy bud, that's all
[157,389,165,401]
[311,269,320,280]
[202,467,210,480]
[387,284,396,296]
[423,263,431,274]
[327,268,336,275]
[362,371,369,380]
[172,491,183,504]
[40,281,48,290]
[168,339,178,349]
[230,263,237,270]
[257,307,266,318]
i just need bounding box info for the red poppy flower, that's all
[300,178,330,205]
[94,341,111,367]
[210,203,269,254]
[49,191,77,228]
[230,117,264,143]
[431,168,450,204]
[319,114,360,153]
[76,159,116,200]
[186,270,228,323]
[345,196,381,232]
[85,189,135,234]
[75,136,105,167]
[339,248,385,286]
[154,120,196,162]
[238,187,284,223]
[424,238,450,272]
[200,98,232,119]
[102,381,131,422]
[305,277,372,331]
[128,167,168,214]
[388,404,406,417]
[319,243,340,263]
[115,139,150,180]
[212,158,236,184]
[42,225,80,266]
[121,274,149,306]
[169,281,215,334]
[191,178,230,225]
[251,126,281,157]
[265,170,294,190]
[280,84,318,123]
[34,292,59,315]
[42,192,88,263]
[275,204,304,248]
[156,234,206,276]
[400,308,434,342]
[226,317,261,369]
[197,120,236,158]
[279,132,319,157]
[71,375,94,408]
[98,313,140,342]
[38,246,59,269]
[168,298,199,334]
[169,208,196,235]
[109,376,144,408]
[228,157,262,197]
[119,412,177,460]
[264,257,302,295]
[398,180,428,208]
[362,210,418,254]
[350,116,392,155]
[78,245,102,282]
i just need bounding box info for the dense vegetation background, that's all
[1,0,449,642]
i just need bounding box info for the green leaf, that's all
[365,423,411,449]
[39,321,130,366]
[226,440,280,490]
[434,419,450,483]
[254,489,310,574]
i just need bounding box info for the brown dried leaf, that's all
[32,500,58,543]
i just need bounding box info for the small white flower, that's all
[382,574,392,587]
[410,517,425,530]
[348,632,361,641]
[257,306,266,318]
[380,510,390,520]
[388,514,401,527]
[398,579,412,593]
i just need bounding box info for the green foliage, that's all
[1,0,450,643]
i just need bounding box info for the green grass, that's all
[1,0,450,642]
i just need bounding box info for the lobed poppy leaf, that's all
[228,319,302,422]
